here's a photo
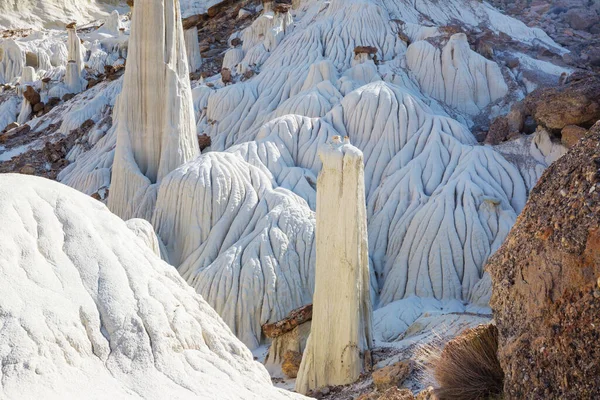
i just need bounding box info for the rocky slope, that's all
[489,122,600,399]
[488,0,600,70]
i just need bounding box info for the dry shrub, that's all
[417,324,504,400]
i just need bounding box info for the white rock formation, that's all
[379,0,560,49]
[265,322,312,377]
[20,65,36,83]
[108,0,199,221]
[126,217,169,261]
[0,0,112,30]
[135,78,526,349]
[0,40,25,84]
[493,131,565,193]
[67,23,85,73]
[406,33,509,115]
[152,149,317,349]
[179,0,225,19]
[102,10,123,35]
[16,66,37,124]
[0,95,18,130]
[223,47,245,72]
[54,0,551,352]
[16,100,32,124]
[65,60,86,93]
[184,26,202,73]
[295,138,372,394]
[0,174,304,400]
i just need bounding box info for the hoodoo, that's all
[0,40,24,84]
[65,60,85,94]
[103,10,123,35]
[66,22,84,74]
[295,136,373,394]
[108,0,199,220]
[184,26,202,73]
[16,67,36,124]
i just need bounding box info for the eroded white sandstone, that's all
[295,138,373,394]
[184,26,202,73]
[406,33,509,115]
[108,0,199,220]
[0,174,304,400]
[25,0,560,356]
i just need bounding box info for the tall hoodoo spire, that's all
[108,0,199,220]
[295,136,373,394]
[66,22,84,73]
[184,26,202,73]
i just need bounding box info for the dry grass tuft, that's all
[417,324,504,400]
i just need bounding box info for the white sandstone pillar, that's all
[184,26,203,73]
[104,10,123,35]
[66,23,84,73]
[108,0,199,221]
[65,60,85,94]
[295,135,373,394]
[20,66,35,83]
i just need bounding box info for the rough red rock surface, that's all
[561,124,588,147]
[525,73,600,133]
[262,304,312,338]
[489,121,600,399]
[372,361,411,391]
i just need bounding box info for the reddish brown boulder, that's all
[489,121,600,399]
[33,102,45,113]
[221,68,232,83]
[273,3,291,13]
[19,164,36,175]
[525,74,600,132]
[485,116,509,145]
[231,38,243,47]
[47,97,60,107]
[87,78,102,89]
[505,56,520,69]
[198,134,211,151]
[372,361,411,391]
[561,125,588,148]
[486,101,528,144]
[4,122,19,132]
[23,86,41,106]
[565,8,599,31]
[5,124,31,138]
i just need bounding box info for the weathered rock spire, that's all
[108,0,199,220]
[295,136,373,394]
